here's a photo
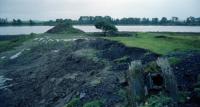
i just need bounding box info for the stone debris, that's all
[1,56,6,59]
[10,49,25,59]
[0,75,12,89]
[52,50,59,53]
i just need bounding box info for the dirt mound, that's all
[46,24,83,34]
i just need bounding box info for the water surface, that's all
[1,25,200,35]
[0,26,53,35]
[73,25,200,33]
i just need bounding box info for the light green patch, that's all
[104,32,200,55]
[83,100,103,107]
[0,35,34,52]
[64,98,80,107]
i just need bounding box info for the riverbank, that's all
[103,32,200,54]
[0,25,200,107]
[74,25,200,33]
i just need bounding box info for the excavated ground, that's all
[0,38,158,107]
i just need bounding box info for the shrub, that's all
[95,21,118,36]
[141,93,172,107]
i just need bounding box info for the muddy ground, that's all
[0,38,159,107]
[0,33,200,107]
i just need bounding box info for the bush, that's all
[95,21,118,36]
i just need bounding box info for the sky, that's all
[0,0,199,20]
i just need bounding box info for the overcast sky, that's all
[0,0,199,20]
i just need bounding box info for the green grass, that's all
[64,99,102,107]
[64,98,80,107]
[83,100,103,107]
[140,93,172,107]
[0,35,34,52]
[168,57,182,65]
[104,32,200,55]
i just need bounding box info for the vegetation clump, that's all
[64,98,81,107]
[83,100,103,107]
[95,21,118,36]
[141,93,172,107]
[144,61,161,73]
[128,60,145,106]
[0,35,34,52]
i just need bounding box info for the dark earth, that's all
[0,38,199,107]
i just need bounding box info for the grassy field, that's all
[104,32,200,55]
[1,31,200,55]
[0,35,34,52]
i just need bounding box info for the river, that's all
[0,25,200,35]
[73,25,200,33]
[0,26,53,35]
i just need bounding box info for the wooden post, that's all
[156,58,178,107]
[127,60,144,107]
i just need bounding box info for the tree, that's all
[186,16,195,25]
[95,21,118,36]
[29,20,35,25]
[160,17,168,25]
[12,19,22,25]
[197,17,200,25]
[141,18,150,25]
[17,19,22,25]
[152,18,159,25]
[12,19,17,25]
[0,18,8,25]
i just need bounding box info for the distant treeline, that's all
[1,16,200,26]
[0,18,45,26]
[77,16,200,26]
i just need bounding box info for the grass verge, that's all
[104,32,200,55]
[0,35,34,52]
